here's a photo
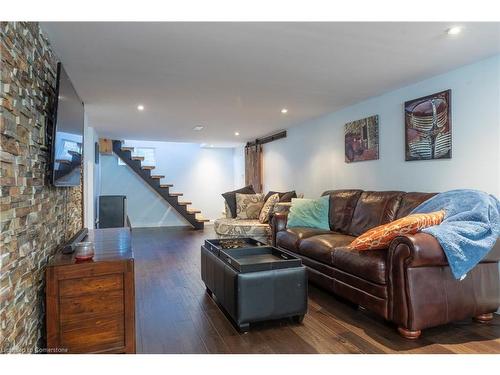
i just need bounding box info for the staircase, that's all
[112,140,208,229]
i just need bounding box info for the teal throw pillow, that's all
[287,196,330,230]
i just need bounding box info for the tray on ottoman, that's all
[201,237,307,332]
[219,247,301,273]
[204,238,266,256]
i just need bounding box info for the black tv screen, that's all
[51,63,84,187]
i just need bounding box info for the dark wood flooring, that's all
[132,226,500,354]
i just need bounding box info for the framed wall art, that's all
[405,89,452,161]
[345,115,379,163]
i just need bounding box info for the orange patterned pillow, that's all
[348,210,445,251]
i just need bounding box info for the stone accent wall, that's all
[0,22,83,353]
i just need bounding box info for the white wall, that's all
[264,55,500,198]
[233,146,245,187]
[100,140,237,227]
[83,118,99,229]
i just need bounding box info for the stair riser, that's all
[133,161,150,177]
[136,168,155,184]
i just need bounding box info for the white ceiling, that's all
[41,22,500,145]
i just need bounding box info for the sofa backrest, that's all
[322,189,436,237]
[322,189,362,233]
[395,192,437,219]
[348,191,404,236]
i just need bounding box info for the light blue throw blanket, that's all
[411,189,500,280]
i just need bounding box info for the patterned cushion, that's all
[259,193,280,224]
[235,193,265,219]
[348,210,445,251]
[214,218,270,244]
[222,185,255,218]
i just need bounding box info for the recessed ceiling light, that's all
[193,126,204,131]
[234,132,240,136]
[447,26,462,36]
[281,108,288,114]
[137,104,145,111]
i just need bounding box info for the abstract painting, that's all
[405,89,452,161]
[345,115,379,163]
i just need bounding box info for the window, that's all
[118,147,156,166]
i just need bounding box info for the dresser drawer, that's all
[60,289,124,324]
[59,274,123,297]
[60,315,125,353]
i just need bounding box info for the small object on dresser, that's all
[74,241,94,261]
[61,228,89,253]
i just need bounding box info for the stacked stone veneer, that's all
[0,22,83,353]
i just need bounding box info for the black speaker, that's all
[98,195,126,228]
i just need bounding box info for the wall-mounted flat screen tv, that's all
[51,63,84,187]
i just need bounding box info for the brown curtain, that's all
[245,144,263,193]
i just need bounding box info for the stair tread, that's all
[113,139,204,230]
[195,214,210,222]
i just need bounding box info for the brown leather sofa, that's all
[271,189,500,339]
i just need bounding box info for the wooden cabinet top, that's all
[49,228,133,267]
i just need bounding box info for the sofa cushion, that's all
[298,234,355,265]
[265,190,297,202]
[396,192,436,219]
[259,193,280,223]
[287,196,330,230]
[322,189,363,234]
[224,201,233,218]
[332,247,387,284]
[235,193,264,219]
[348,191,404,236]
[222,185,255,218]
[276,227,332,252]
[349,210,445,250]
[272,202,292,215]
[214,217,270,241]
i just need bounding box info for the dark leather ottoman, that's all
[201,239,308,332]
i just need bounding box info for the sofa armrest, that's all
[271,212,288,247]
[388,232,448,268]
[389,233,500,267]
[387,232,500,332]
[483,239,500,262]
[387,232,447,329]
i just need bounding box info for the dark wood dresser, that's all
[46,228,135,354]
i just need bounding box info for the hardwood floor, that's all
[132,226,500,354]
